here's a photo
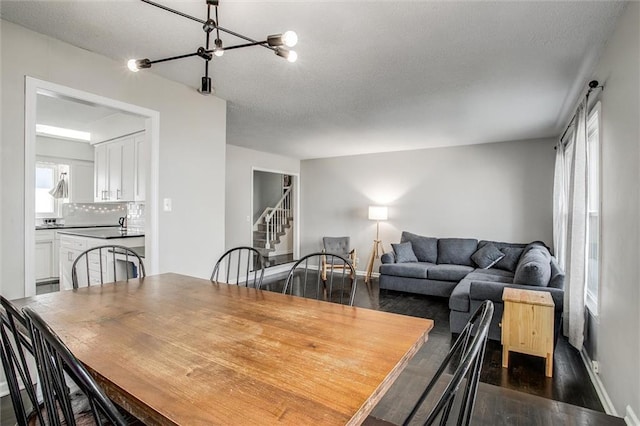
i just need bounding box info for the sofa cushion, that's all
[471,244,505,269]
[466,271,514,283]
[494,247,525,272]
[401,232,437,263]
[449,279,471,312]
[437,238,478,266]
[379,262,432,279]
[392,242,418,263]
[513,247,551,286]
[427,264,474,282]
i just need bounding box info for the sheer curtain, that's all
[553,100,588,349]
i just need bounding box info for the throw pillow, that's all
[471,244,505,269]
[400,231,438,263]
[513,247,552,286]
[494,247,525,272]
[392,242,418,263]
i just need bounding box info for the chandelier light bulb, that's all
[287,50,298,63]
[282,31,298,47]
[127,59,140,72]
[214,39,224,57]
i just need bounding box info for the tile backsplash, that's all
[63,202,127,226]
[61,202,145,231]
[127,202,145,231]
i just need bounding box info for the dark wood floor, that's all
[262,273,604,414]
[2,274,609,425]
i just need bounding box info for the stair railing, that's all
[262,186,292,249]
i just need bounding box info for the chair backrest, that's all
[322,236,351,256]
[211,246,265,288]
[22,307,128,426]
[402,300,494,426]
[72,244,146,289]
[0,296,45,426]
[283,252,357,306]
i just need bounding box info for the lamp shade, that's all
[368,206,388,221]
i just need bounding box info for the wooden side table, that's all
[501,287,555,377]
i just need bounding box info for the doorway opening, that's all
[251,169,299,269]
[24,78,160,297]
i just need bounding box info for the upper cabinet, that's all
[95,132,145,202]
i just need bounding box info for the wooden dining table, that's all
[14,273,433,425]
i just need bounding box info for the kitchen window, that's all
[35,162,69,217]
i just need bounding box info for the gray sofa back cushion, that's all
[478,240,528,251]
[401,232,438,263]
[437,238,478,267]
[513,247,551,286]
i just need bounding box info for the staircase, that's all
[253,186,293,257]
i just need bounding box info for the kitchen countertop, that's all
[35,224,120,230]
[56,228,145,239]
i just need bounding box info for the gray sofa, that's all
[379,232,564,341]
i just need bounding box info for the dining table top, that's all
[14,273,434,425]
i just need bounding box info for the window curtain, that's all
[553,100,588,349]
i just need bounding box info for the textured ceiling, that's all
[1,1,626,159]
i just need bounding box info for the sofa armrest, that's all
[380,252,395,264]
[469,281,564,311]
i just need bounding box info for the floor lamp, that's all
[365,206,388,284]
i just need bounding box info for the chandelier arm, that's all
[216,26,276,52]
[215,5,221,42]
[149,51,201,65]
[211,41,268,52]
[141,0,205,24]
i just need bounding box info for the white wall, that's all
[36,136,94,161]
[590,2,640,419]
[1,20,227,299]
[226,145,300,250]
[90,113,146,144]
[253,170,283,222]
[300,138,555,272]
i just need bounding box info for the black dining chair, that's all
[23,306,129,426]
[211,246,265,288]
[364,300,494,426]
[0,296,46,426]
[283,252,357,306]
[72,244,146,289]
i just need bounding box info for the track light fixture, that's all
[127,0,298,95]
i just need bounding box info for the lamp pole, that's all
[365,206,387,284]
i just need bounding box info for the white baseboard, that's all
[626,405,640,426]
[580,348,618,416]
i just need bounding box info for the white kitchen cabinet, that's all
[94,143,108,201]
[36,230,57,282]
[94,132,142,202]
[107,141,123,200]
[59,233,145,290]
[121,139,136,201]
[134,134,146,202]
[70,161,94,203]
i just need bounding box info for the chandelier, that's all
[127,0,298,95]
